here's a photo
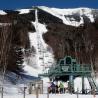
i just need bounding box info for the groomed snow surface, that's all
[1,77,98,98]
[23,18,54,77]
[2,94,98,98]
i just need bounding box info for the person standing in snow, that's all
[59,82,64,94]
[50,82,56,94]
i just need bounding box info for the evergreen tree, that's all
[7,46,24,74]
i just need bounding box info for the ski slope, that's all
[23,10,55,77]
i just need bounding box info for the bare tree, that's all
[0,24,13,87]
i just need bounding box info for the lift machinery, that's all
[39,56,98,94]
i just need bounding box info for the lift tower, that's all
[39,56,98,94]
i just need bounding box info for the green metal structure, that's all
[39,56,98,94]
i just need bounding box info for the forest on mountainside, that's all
[0,14,35,74]
[0,8,98,74]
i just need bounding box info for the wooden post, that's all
[42,80,43,94]
[93,88,96,98]
[82,76,85,94]
[69,75,74,94]
[1,87,3,98]
[36,87,39,98]
[23,87,26,98]
[77,88,79,98]
[29,83,32,94]
[47,87,49,98]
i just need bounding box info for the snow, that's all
[0,10,7,15]
[0,6,95,25]
[23,63,39,77]
[74,77,91,93]
[32,21,48,48]
[0,73,27,95]
[0,7,97,96]
[17,9,31,14]
[1,76,98,98]
[21,7,97,96]
[2,94,98,98]
[42,77,98,94]
[23,12,55,77]
[38,6,94,27]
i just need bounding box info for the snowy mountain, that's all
[16,6,96,26]
[0,6,98,81]
[37,6,95,26]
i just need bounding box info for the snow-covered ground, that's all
[0,77,97,98]
[0,6,98,97]
[23,9,55,77]
[2,94,98,98]
[17,6,95,27]
[17,9,31,14]
[0,10,7,15]
[38,6,94,27]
